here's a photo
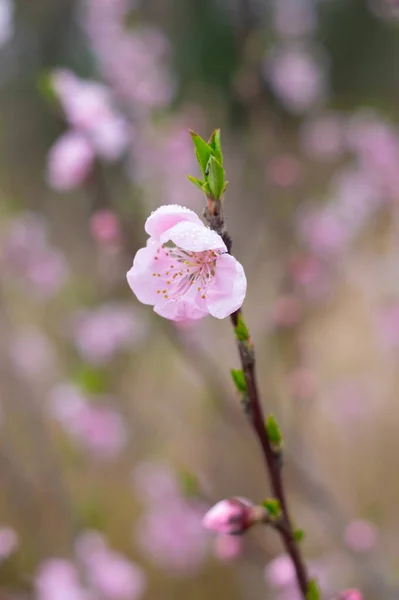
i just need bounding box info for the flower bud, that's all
[337,589,363,600]
[202,498,266,535]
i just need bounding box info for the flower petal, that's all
[206,254,247,319]
[126,239,162,305]
[154,298,208,321]
[145,205,204,240]
[160,221,227,253]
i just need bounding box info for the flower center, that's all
[153,243,220,301]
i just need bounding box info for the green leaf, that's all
[266,414,282,446]
[186,175,206,193]
[230,369,247,394]
[307,579,321,600]
[74,365,108,396]
[189,130,212,177]
[262,498,281,518]
[37,72,59,106]
[294,528,305,543]
[235,314,249,342]
[206,155,225,200]
[207,129,223,165]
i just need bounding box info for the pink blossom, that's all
[0,526,18,560]
[265,554,296,589]
[202,497,256,535]
[300,113,345,162]
[337,590,363,600]
[49,384,127,459]
[51,70,129,160]
[136,500,208,574]
[72,303,146,365]
[85,549,147,600]
[47,131,94,191]
[213,534,243,561]
[127,205,246,321]
[35,558,90,600]
[264,46,327,114]
[344,519,378,552]
[266,154,302,188]
[90,209,122,244]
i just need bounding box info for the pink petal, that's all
[154,297,208,322]
[206,254,247,319]
[160,221,227,253]
[126,239,162,305]
[145,205,204,240]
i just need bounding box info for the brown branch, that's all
[205,200,310,598]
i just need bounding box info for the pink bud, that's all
[202,498,257,535]
[337,589,363,600]
[89,210,121,244]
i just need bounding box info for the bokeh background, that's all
[1,0,399,598]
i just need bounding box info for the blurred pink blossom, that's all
[0,526,18,560]
[49,383,127,459]
[25,248,69,299]
[337,589,363,600]
[300,113,345,162]
[47,131,94,191]
[81,1,175,110]
[0,0,14,48]
[131,460,181,504]
[85,548,147,600]
[265,554,296,589]
[271,0,317,37]
[52,69,129,161]
[297,206,349,258]
[136,499,209,574]
[35,558,90,600]
[264,45,328,114]
[344,519,378,552]
[75,530,108,563]
[267,154,302,188]
[127,205,247,321]
[3,212,47,270]
[377,305,399,349]
[90,209,122,244]
[290,253,329,292]
[271,295,302,327]
[213,534,243,561]
[9,327,54,379]
[72,303,147,365]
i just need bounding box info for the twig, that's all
[204,199,310,598]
